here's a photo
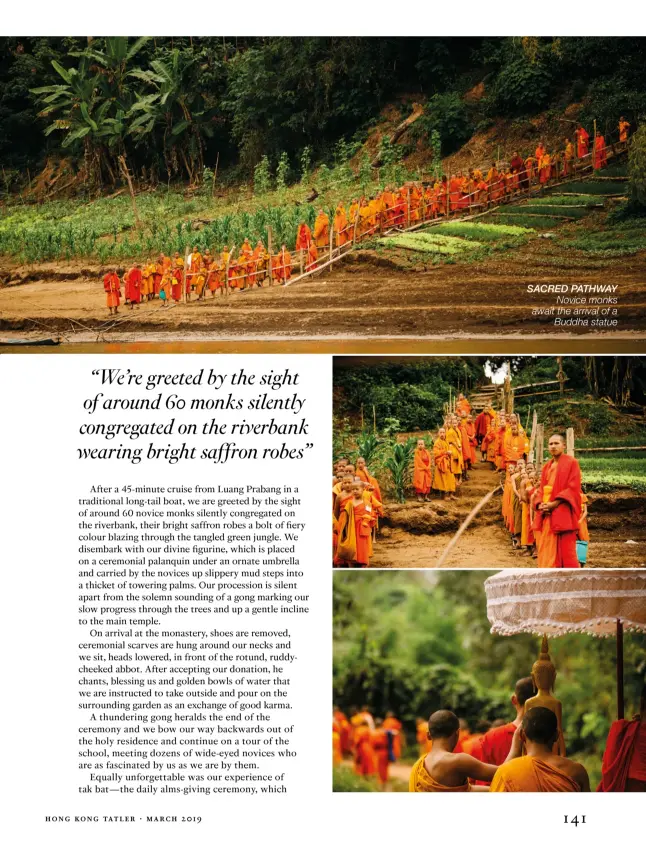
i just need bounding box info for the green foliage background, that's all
[333,570,646,787]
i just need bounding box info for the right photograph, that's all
[332,354,645,569]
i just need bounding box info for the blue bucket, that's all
[576,540,588,565]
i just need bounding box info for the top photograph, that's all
[0,36,645,351]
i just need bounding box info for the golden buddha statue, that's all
[524,636,566,756]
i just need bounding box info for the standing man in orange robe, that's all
[295,222,313,257]
[353,722,377,777]
[103,270,121,314]
[576,125,590,159]
[334,203,349,247]
[534,433,582,567]
[594,132,608,170]
[314,209,330,251]
[371,720,390,787]
[432,429,457,499]
[619,116,631,144]
[128,263,143,306]
[383,711,404,760]
[413,438,432,501]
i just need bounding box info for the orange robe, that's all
[432,439,455,493]
[534,456,582,568]
[409,756,470,792]
[481,722,516,765]
[598,720,646,791]
[576,127,589,159]
[382,717,403,760]
[619,121,630,143]
[490,756,580,792]
[334,206,349,246]
[295,223,312,252]
[314,213,330,249]
[103,273,121,308]
[594,135,607,169]
[356,467,382,502]
[413,447,432,495]
[354,726,376,776]
[371,729,390,782]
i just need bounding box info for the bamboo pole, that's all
[436,486,502,567]
[329,225,334,271]
[299,248,304,276]
[529,411,538,463]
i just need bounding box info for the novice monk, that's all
[103,269,121,314]
[534,433,582,567]
[413,438,432,501]
[490,707,590,792]
[598,684,646,792]
[356,456,382,503]
[432,428,456,500]
[409,710,498,792]
[336,482,376,567]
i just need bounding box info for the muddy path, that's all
[1,232,645,345]
[369,461,646,569]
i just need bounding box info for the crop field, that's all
[377,232,483,255]
[578,453,646,493]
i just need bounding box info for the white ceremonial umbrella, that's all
[484,569,646,719]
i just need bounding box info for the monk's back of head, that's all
[429,710,459,740]
[515,676,534,706]
[523,706,558,746]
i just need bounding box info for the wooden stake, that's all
[299,248,304,276]
[566,427,575,457]
[529,410,538,463]
[212,152,219,198]
[373,404,377,433]
[592,119,597,172]
[536,424,544,472]
[329,225,334,271]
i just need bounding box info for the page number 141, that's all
[564,816,586,826]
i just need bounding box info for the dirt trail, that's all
[1,228,645,342]
[370,460,645,569]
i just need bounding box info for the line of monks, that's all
[336,680,646,792]
[102,119,631,312]
[332,457,384,568]
[476,404,588,568]
[333,706,405,788]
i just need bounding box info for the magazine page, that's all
[2,5,645,862]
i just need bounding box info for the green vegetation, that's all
[554,215,646,256]
[332,765,378,792]
[628,124,646,206]
[556,180,627,195]
[333,570,646,790]
[578,455,646,493]
[539,194,607,205]
[377,232,482,255]
[498,204,590,218]
[424,221,534,240]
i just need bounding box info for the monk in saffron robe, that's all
[619,117,631,143]
[481,677,534,766]
[503,422,529,468]
[524,156,535,188]
[103,270,121,314]
[356,456,382,502]
[128,264,143,305]
[409,710,498,792]
[314,209,330,250]
[490,707,590,792]
[354,723,377,776]
[446,421,464,487]
[371,720,390,785]
[413,438,432,500]
[336,483,375,567]
[594,133,608,170]
[153,255,164,296]
[383,712,404,760]
[576,125,589,159]
[538,152,551,184]
[534,433,582,568]
[334,203,349,247]
[598,685,646,792]
[171,252,184,302]
[562,139,574,176]
[333,720,342,764]
[449,175,462,212]
[277,245,292,283]
[306,240,318,272]
[432,429,456,499]
[333,706,352,756]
